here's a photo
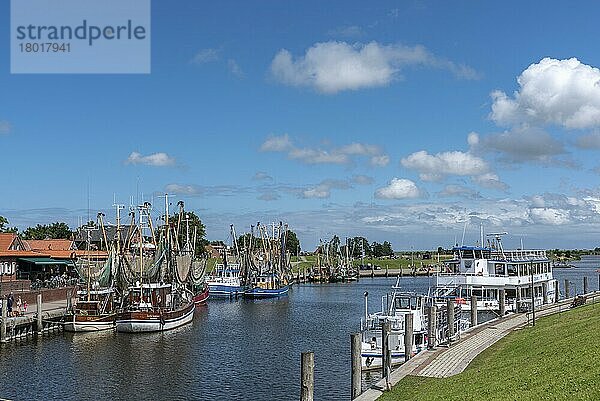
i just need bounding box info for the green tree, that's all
[22,222,72,240]
[381,241,394,256]
[0,216,18,233]
[170,211,207,256]
[285,230,301,255]
[349,236,371,258]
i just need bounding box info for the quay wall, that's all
[2,285,74,305]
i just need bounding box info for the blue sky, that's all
[3,0,600,250]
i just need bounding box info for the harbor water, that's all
[0,258,597,401]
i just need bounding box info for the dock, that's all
[355,291,600,400]
[1,296,69,343]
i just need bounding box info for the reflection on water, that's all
[0,277,429,401]
[1,260,597,400]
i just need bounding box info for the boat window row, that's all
[500,262,551,277]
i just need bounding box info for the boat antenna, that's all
[480,223,484,248]
[461,219,468,246]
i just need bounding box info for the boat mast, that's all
[86,224,92,302]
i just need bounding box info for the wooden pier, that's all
[0,295,68,344]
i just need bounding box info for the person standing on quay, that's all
[7,292,14,317]
[16,296,22,316]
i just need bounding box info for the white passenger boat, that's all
[360,277,428,370]
[433,232,557,313]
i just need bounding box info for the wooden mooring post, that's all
[36,293,42,334]
[446,299,455,343]
[564,279,570,299]
[1,297,6,343]
[427,305,436,349]
[381,320,391,389]
[300,352,314,401]
[351,333,361,399]
[404,312,414,361]
[499,289,506,317]
[584,276,589,294]
[555,280,559,303]
[470,295,477,327]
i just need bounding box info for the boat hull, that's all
[361,350,406,370]
[115,303,195,333]
[193,288,210,305]
[207,284,245,297]
[64,316,116,332]
[243,285,289,298]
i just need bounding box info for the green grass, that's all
[380,302,600,401]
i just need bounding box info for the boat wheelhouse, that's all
[206,263,245,297]
[64,288,118,332]
[360,278,429,370]
[434,234,557,312]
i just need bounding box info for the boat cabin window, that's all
[507,264,517,276]
[460,250,474,259]
[495,263,505,276]
[395,296,420,310]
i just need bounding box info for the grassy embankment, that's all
[380,302,600,401]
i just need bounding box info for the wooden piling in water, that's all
[404,312,414,361]
[499,289,506,317]
[381,321,391,389]
[1,297,6,343]
[564,279,570,299]
[446,298,455,343]
[300,352,314,401]
[470,295,477,327]
[351,333,361,399]
[584,276,589,294]
[427,305,436,349]
[385,265,388,278]
[36,293,42,334]
[555,280,559,303]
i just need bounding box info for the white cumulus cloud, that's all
[491,57,600,129]
[260,134,388,167]
[270,41,478,94]
[191,48,220,64]
[375,178,424,199]
[126,152,176,167]
[401,150,489,181]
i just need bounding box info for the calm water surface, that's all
[1,259,597,401]
[0,276,431,401]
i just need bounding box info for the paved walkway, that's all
[355,295,596,401]
[414,314,527,378]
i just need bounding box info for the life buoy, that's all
[455,297,466,305]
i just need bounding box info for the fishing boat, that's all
[193,284,210,305]
[243,273,289,298]
[433,231,557,313]
[206,263,245,297]
[115,196,197,333]
[64,287,117,332]
[243,222,292,299]
[65,211,122,332]
[115,282,194,332]
[360,277,429,370]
